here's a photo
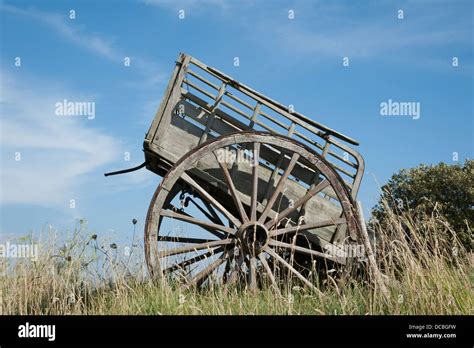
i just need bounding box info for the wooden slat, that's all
[271,218,347,237]
[328,149,358,169]
[179,56,364,198]
[183,58,363,194]
[188,56,360,146]
[156,114,344,215]
[183,75,289,130]
[153,121,344,247]
[293,130,325,151]
[183,90,283,135]
[178,97,341,197]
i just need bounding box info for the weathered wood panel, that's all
[155,99,341,199]
[144,54,364,200]
[154,114,343,246]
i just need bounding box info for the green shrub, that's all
[372,160,473,251]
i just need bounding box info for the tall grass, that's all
[1,209,472,315]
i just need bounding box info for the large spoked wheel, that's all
[145,132,361,291]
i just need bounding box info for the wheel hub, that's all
[237,221,269,256]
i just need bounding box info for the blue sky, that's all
[1,0,472,246]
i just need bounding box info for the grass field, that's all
[1,209,472,315]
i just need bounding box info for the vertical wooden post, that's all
[357,201,390,300]
[198,83,227,146]
[248,102,261,129]
[262,122,296,206]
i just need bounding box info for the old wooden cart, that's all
[112,53,365,290]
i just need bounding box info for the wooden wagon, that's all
[109,53,365,290]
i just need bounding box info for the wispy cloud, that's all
[0,3,166,87]
[261,2,472,62]
[141,0,230,11]
[0,71,120,206]
[156,0,470,65]
[1,3,117,60]
[273,20,470,59]
[0,3,161,208]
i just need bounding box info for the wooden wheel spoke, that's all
[258,254,281,295]
[250,142,260,221]
[271,218,347,237]
[258,153,300,224]
[160,208,235,236]
[265,247,322,294]
[222,258,232,284]
[213,150,249,223]
[145,132,361,285]
[189,249,233,287]
[157,235,217,244]
[265,179,330,229]
[163,247,224,274]
[186,196,223,225]
[158,239,232,258]
[227,251,244,286]
[268,239,346,264]
[201,199,225,226]
[248,257,257,291]
[181,172,242,228]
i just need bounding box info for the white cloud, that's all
[0,3,166,87]
[273,21,469,59]
[259,3,471,61]
[0,71,121,206]
[141,0,230,10]
[1,3,117,61]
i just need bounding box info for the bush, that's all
[371,160,473,251]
